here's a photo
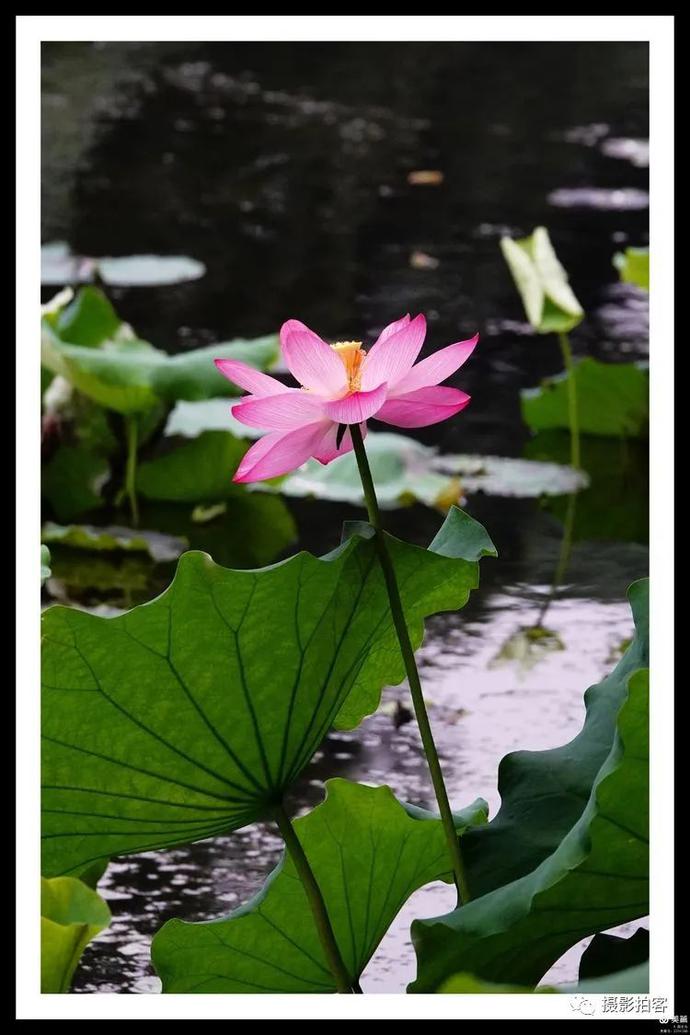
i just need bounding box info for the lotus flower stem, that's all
[557,331,581,471]
[124,415,140,527]
[349,422,471,905]
[273,801,357,993]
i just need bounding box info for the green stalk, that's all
[273,801,357,994]
[535,489,577,627]
[349,423,470,905]
[557,331,581,471]
[124,415,140,527]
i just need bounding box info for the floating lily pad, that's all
[41,523,188,563]
[279,432,461,510]
[41,242,206,287]
[431,453,588,497]
[165,398,264,439]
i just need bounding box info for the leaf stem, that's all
[273,801,356,994]
[349,423,471,905]
[124,414,140,527]
[557,331,581,471]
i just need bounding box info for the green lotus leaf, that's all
[41,545,52,585]
[500,227,584,334]
[410,581,648,991]
[137,432,249,503]
[41,287,280,414]
[41,875,111,993]
[438,959,648,995]
[613,247,649,291]
[41,507,495,877]
[42,445,110,523]
[578,928,648,983]
[152,780,488,993]
[522,358,649,438]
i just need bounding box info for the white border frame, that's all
[17,14,674,1021]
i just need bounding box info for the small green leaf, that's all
[500,227,584,333]
[41,507,494,876]
[41,545,52,585]
[41,876,111,993]
[522,358,649,438]
[152,780,487,993]
[613,247,649,291]
[410,582,648,991]
[41,523,188,564]
[55,286,121,347]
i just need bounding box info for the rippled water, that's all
[41,40,649,994]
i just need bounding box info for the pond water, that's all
[41,41,649,994]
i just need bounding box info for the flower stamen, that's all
[331,341,365,392]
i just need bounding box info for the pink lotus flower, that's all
[215,314,477,483]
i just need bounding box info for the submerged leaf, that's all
[410,581,648,990]
[41,507,495,876]
[152,780,487,993]
[41,876,111,992]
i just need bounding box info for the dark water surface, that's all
[41,41,649,994]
